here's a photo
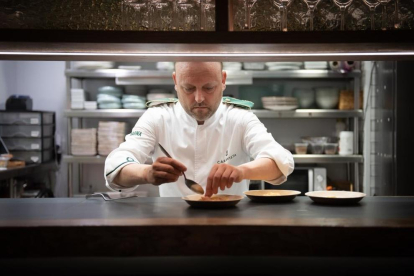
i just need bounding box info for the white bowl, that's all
[314,87,339,109]
[293,88,315,108]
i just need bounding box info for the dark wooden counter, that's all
[1,196,414,260]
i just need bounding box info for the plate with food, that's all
[182,194,244,208]
[305,191,366,205]
[243,190,301,203]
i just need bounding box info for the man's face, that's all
[173,62,226,124]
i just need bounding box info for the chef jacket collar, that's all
[176,100,225,128]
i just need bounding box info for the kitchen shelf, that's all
[62,154,363,164]
[65,69,360,80]
[65,69,253,85]
[64,109,146,118]
[251,70,361,79]
[64,109,362,119]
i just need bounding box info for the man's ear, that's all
[172,71,178,91]
[222,70,227,91]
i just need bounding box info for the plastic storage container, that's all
[0,125,54,138]
[324,143,338,154]
[294,143,308,154]
[0,111,54,125]
[2,137,53,151]
[11,150,53,164]
[310,143,324,154]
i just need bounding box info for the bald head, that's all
[174,61,223,72]
[172,62,227,124]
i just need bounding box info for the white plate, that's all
[305,191,366,205]
[263,105,298,111]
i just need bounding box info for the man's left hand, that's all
[205,164,244,197]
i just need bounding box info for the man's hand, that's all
[146,157,187,186]
[205,164,244,197]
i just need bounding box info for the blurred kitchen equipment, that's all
[338,90,363,110]
[265,166,326,195]
[314,87,339,109]
[293,88,315,108]
[305,191,366,205]
[339,131,353,155]
[182,194,243,208]
[158,143,204,195]
[244,190,300,203]
[328,61,343,72]
[85,192,137,201]
[6,95,33,111]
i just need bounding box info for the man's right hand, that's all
[146,157,187,186]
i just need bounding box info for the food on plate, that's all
[199,195,234,201]
[262,192,281,196]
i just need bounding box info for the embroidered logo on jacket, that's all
[217,151,237,164]
[130,131,142,137]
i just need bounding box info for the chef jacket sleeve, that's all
[241,111,294,185]
[104,108,158,192]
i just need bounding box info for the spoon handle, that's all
[158,143,188,179]
[158,143,172,158]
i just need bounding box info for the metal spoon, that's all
[85,193,137,201]
[158,143,205,195]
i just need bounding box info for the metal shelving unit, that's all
[65,69,361,80]
[64,65,363,196]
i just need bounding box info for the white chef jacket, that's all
[104,101,294,197]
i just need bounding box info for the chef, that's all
[104,62,294,197]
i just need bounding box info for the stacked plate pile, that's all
[304,61,328,69]
[147,89,175,101]
[261,97,298,111]
[156,62,174,71]
[223,62,242,71]
[72,61,115,70]
[84,101,97,110]
[243,62,266,70]
[71,129,97,156]
[98,121,126,156]
[71,89,85,109]
[122,95,146,109]
[265,62,303,70]
[97,86,123,109]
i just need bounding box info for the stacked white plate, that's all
[223,62,242,71]
[84,101,98,110]
[71,89,85,109]
[262,96,298,111]
[72,61,115,70]
[156,62,174,71]
[98,122,126,156]
[265,62,303,71]
[304,61,328,69]
[71,129,97,156]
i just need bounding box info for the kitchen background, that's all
[0,60,381,198]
